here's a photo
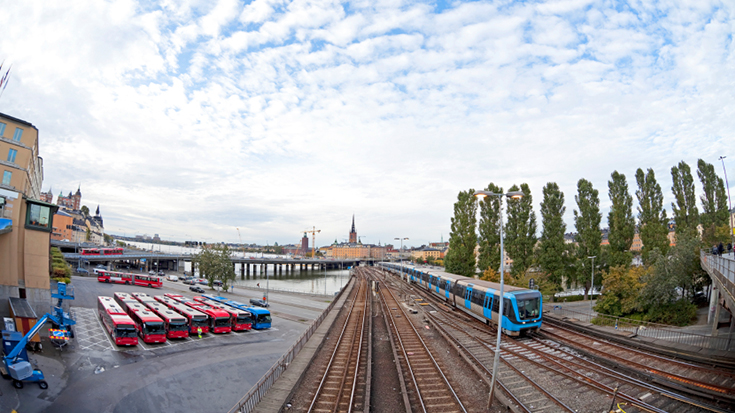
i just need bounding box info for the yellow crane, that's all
[303,226,321,258]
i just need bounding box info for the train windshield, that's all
[144,322,166,335]
[116,325,137,338]
[516,296,540,319]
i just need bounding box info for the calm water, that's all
[122,240,353,295]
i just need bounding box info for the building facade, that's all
[0,112,56,317]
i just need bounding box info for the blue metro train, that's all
[379,262,542,336]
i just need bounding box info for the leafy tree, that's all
[635,168,669,263]
[594,266,646,317]
[194,244,236,290]
[671,161,699,236]
[537,182,568,291]
[86,227,91,241]
[505,183,536,277]
[480,267,500,283]
[80,205,90,216]
[697,159,729,246]
[477,183,503,273]
[574,178,601,299]
[607,171,635,268]
[445,189,478,277]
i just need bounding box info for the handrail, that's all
[700,251,735,308]
[227,276,353,413]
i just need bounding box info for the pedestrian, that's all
[728,243,733,254]
[718,242,724,256]
[197,326,202,339]
[257,283,260,288]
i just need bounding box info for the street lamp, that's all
[588,255,596,309]
[473,189,523,407]
[394,237,408,267]
[719,156,734,254]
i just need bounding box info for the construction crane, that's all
[236,228,244,257]
[304,226,321,258]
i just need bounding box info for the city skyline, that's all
[0,1,733,247]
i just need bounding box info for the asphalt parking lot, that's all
[0,276,331,413]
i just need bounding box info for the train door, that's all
[483,291,494,319]
[445,280,451,299]
[434,276,440,293]
[464,284,473,309]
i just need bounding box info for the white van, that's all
[166,274,179,282]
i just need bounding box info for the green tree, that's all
[85,227,91,241]
[194,244,236,290]
[445,189,478,277]
[505,183,537,277]
[537,182,568,290]
[607,171,635,268]
[671,161,699,236]
[635,168,669,263]
[574,178,602,299]
[477,183,502,273]
[594,266,646,317]
[697,159,729,246]
[80,205,90,216]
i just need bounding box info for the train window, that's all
[516,296,541,319]
[483,295,492,309]
[455,284,465,296]
[472,289,483,305]
[492,297,499,312]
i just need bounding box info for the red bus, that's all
[113,292,138,311]
[82,247,123,255]
[131,292,157,306]
[194,296,252,331]
[167,295,231,334]
[154,295,210,334]
[163,293,184,300]
[97,296,138,346]
[143,302,190,339]
[97,270,162,288]
[115,299,166,344]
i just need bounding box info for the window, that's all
[7,149,17,163]
[0,122,5,136]
[2,171,11,185]
[25,200,57,232]
[13,128,23,142]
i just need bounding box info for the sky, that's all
[0,0,733,248]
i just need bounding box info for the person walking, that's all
[718,242,724,256]
[197,326,203,339]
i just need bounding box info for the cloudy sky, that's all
[0,0,733,248]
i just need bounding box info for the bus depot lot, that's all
[0,276,330,413]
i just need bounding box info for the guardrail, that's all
[549,307,732,351]
[227,277,352,413]
[700,251,735,311]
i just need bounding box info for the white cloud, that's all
[0,0,733,247]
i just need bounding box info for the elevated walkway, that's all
[700,251,735,343]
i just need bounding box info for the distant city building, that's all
[301,232,309,255]
[40,188,53,203]
[323,216,386,259]
[56,187,82,211]
[349,215,357,244]
[411,246,442,261]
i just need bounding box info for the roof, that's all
[0,111,37,129]
[9,297,37,319]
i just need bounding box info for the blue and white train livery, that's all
[379,262,542,336]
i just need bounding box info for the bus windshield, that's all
[143,322,165,335]
[516,297,540,319]
[215,317,230,327]
[257,314,272,324]
[193,318,208,327]
[169,321,188,331]
[116,325,137,338]
[237,314,252,324]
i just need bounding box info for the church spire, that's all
[349,215,357,243]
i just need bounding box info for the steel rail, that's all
[307,277,366,413]
[378,278,468,413]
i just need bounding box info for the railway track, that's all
[306,274,370,413]
[376,270,468,413]
[376,267,734,412]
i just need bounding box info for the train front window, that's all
[517,297,540,319]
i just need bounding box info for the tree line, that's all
[444,159,731,325]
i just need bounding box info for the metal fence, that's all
[227,278,351,413]
[549,307,733,351]
[700,251,735,311]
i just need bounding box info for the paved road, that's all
[0,276,331,413]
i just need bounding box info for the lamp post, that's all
[588,255,596,308]
[394,237,408,267]
[473,189,523,407]
[720,156,734,253]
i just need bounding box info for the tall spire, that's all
[349,215,357,243]
[351,214,355,233]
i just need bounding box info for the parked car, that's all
[249,298,269,308]
[158,271,165,276]
[166,274,179,282]
[76,268,89,275]
[213,280,222,287]
[196,279,207,285]
[189,285,205,294]
[149,270,156,275]
[183,279,195,285]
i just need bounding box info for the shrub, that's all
[645,299,697,326]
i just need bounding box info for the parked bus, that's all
[154,295,210,334]
[194,296,252,331]
[204,295,272,330]
[97,296,138,346]
[131,292,157,306]
[113,292,138,311]
[82,247,123,255]
[142,302,189,339]
[128,304,167,344]
[97,270,162,288]
[171,297,231,334]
